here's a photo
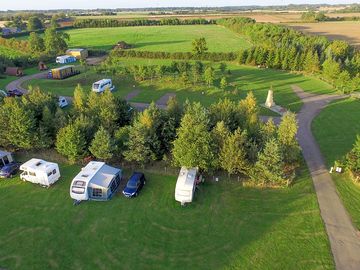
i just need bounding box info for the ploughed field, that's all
[286,21,360,48]
[0,158,334,269]
[312,98,360,229]
[63,25,251,52]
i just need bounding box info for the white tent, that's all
[0,150,13,168]
[20,159,60,187]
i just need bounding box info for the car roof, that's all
[129,172,144,182]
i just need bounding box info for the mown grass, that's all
[0,158,334,269]
[23,62,334,114]
[312,98,360,229]
[18,25,251,52]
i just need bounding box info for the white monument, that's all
[265,89,275,108]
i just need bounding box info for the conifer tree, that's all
[204,66,215,86]
[73,84,87,114]
[89,126,114,161]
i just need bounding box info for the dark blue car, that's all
[122,172,146,198]
[0,163,20,178]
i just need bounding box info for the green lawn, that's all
[18,25,251,52]
[0,157,334,269]
[312,98,360,228]
[23,62,334,114]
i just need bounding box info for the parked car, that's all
[58,96,68,108]
[0,162,20,178]
[122,172,146,198]
[7,89,23,97]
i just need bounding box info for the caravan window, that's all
[53,169,57,174]
[93,83,100,89]
[47,171,52,177]
[110,179,118,193]
[29,172,36,177]
[92,188,102,197]
[72,187,85,194]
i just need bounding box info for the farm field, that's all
[0,152,334,269]
[63,25,251,52]
[23,61,334,113]
[312,98,360,228]
[286,21,360,48]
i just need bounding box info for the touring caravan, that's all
[92,79,115,93]
[66,48,88,59]
[175,167,203,206]
[0,151,14,169]
[56,55,77,64]
[20,159,60,187]
[70,161,122,202]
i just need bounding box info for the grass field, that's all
[286,21,360,48]
[0,153,334,269]
[23,62,334,114]
[312,98,360,228]
[31,25,251,52]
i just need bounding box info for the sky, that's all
[0,0,358,11]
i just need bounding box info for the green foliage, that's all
[252,138,286,186]
[192,37,208,56]
[89,126,114,161]
[172,102,215,171]
[322,58,341,84]
[204,66,215,86]
[28,32,45,54]
[44,27,69,55]
[220,128,249,176]
[56,122,86,164]
[73,84,87,114]
[27,16,43,31]
[345,135,360,181]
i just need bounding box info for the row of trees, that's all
[28,27,69,55]
[0,86,300,187]
[110,49,236,62]
[344,135,360,183]
[100,59,229,88]
[74,18,215,28]
[218,17,360,92]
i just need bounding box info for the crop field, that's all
[286,21,360,48]
[63,25,251,52]
[312,98,360,229]
[23,62,334,113]
[0,150,334,270]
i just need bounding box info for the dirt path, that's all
[292,85,360,270]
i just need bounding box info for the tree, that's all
[220,128,249,176]
[277,112,300,164]
[322,58,341,83]
[252,138,286,186]
[209,98,238,131]
[204,66,215,86]
[56,122,86,164]
[73,84,87,114]
[166,96,183,128]
[192,37,208,56]
[89,126,114,161]
[335,70,351,93]
[27,16,43,31]
[345,135,360,181]
[0,98,35,149]
[172,102,215,171]
[219,62,227,73]
[191,61,204,84]
[38,106,55,148]
[44,27,69,55]
[220,76,228,90]
[28,32,45,54]
[304,50,320,74]
[260,118,277,144]
[238,92,259,136]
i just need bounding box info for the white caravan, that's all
[175,167,203,206]
[92,79,115,93]
[20,159,60,187]
[58,96,68,108]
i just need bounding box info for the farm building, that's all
[1,27,21,36]
[66,48,88,59]
[70,161,122,202]
[5,67,23,76]
[56,55,77,64]
[20,158,61,187]
[49,65,79,80]
[0,151,14,168]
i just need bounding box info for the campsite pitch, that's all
[0,162,334,269]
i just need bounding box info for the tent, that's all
[0,151,14,168]
[70,161,122,202]
[5,67,23,76]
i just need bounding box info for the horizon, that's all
[0,0,357,11]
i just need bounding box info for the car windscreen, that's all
[126,180,137,189]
